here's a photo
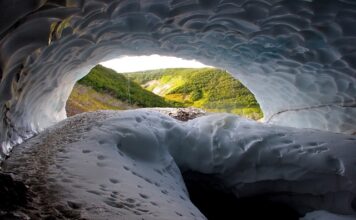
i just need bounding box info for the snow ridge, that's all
[3,110,356,219]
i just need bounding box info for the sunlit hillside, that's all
[67,65,262,120]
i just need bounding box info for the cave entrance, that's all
[65,55,263,120]
[182,171,300,220]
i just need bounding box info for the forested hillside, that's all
[78,65,180,107]
[66,66,262,120]
[66,65,180,116]
[126,68,262,119]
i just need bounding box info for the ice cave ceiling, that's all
[0,0,356,155]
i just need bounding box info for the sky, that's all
[100,54,210,73]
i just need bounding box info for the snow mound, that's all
[3,110,356,219]
[1,0,356,157]
[3,111,205,219]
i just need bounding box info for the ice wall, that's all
[0,0,356,157]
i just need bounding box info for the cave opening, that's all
[182,171,300,220]
[1,1,356,219]
[65,55,263,120]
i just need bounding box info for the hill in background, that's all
[66,65,262,120]
[126,68,262,120]
[66,65,181,116]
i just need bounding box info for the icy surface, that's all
[3,110,356,219]
[302,210,356,220]
[3,111,205,219]
[1,0,356,156]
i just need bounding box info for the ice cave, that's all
[0,0,356,219]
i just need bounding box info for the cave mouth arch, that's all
[0,0,355,160]
[0,1,356,219]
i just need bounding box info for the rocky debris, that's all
[148,107,207,121]
[66,105,207,122]
[168,108,206,121]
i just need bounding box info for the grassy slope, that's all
[66,84,135,116]
[77,65,181,108]
[66,65,181,116]
[66,65,263,120]
[126,68,263,120]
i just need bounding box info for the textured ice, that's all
[3,111,205,219]
[3,110,356,219]
[0,0,356,156]
[301,210,356,220]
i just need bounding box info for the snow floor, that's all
[3,110,356,219]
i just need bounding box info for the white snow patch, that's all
[3,110,356,219]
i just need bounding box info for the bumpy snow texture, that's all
[0,0,356,157]
[3,110,356,219]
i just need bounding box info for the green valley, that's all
[66,65,263,120]
[126,68,263,120]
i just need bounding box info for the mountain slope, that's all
[66,65,181,116]
[126,68,263,119]
[66,66,262,120]
[78,65,180,108]
[66,84,136,116]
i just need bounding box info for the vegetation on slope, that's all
[66,65,262,120]
[77,65,181,108]
[126,68,263,119]
[66,84,135,116]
